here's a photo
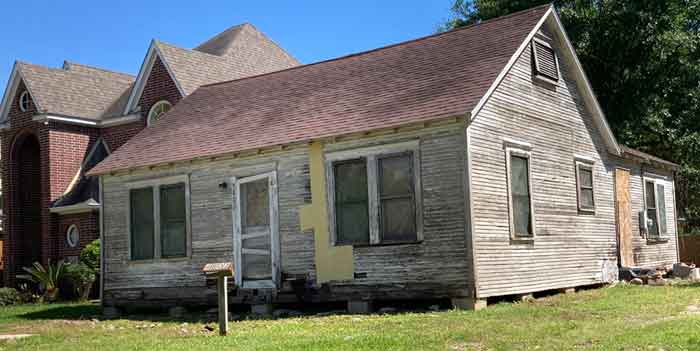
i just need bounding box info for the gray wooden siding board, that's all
[469,32,621,298]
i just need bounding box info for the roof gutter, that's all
[32,113,141,128]
[49,200,101,215]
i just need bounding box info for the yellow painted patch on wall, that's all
[299,141,354,283]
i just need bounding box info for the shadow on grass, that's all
[19,304,102,321]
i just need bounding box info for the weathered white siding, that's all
[469,27,621,298]
[611,157,678,267]
[101,123,472,306]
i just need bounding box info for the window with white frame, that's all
[575,161,595,212]
[128,176,190,260]
[66,224,79,248]
[644,178,668,239]
[147,100,172,126]
[328,142,422,246]
[505,146,535,239]
[18,91,31,112]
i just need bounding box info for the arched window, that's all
[66,224,79,248]
[147,100,172,126]
[18,91,31,112]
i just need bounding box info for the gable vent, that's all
[532,39,559,82]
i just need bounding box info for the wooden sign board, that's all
[203,262,234,276]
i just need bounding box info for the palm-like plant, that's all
[18,260,65,302]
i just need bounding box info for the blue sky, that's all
[0,1,453,90]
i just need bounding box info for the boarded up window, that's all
[160,183,187,258]
[532,40,559,82]
[334,159,369,245]
[656,183,667,235]
[130,187,154,260]
[378,153,416,243]
[577,163,595,211]
[645,181,659,237]
[510,155,533,237]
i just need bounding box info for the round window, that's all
[18,91,31,112]
[66,224,79,248]
[147,100,172,126]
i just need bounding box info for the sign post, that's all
[203,262,234,336]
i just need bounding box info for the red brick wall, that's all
[55,212,99,258]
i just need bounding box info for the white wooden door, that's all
[232,172,279,289]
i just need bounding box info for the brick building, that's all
[0,23,299,286]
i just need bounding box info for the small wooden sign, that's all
[203,262,234,276]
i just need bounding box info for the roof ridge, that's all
[201,4,552,90]
[62,61,135,79]
[155,39,232,61]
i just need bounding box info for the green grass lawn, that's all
[1,284,700,350]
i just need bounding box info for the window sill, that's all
[578,208,596,215]
[510,237,535,245]
[341,240,423,248]
[646,237,670,245]
[128,257,190,265]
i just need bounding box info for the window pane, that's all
[510,155,533,236]
[645,181,656,209]
[241,179,269,229]
[657,184,667,235]
[334,160,369,245]
[130,187,154,260]
[379,154,413,197]
[381,198,416,242]
[647,209,659,237]
[580,188,594,209]
[579,167,593,188]
[335,161,368,203]
[336,203,369,245]
[160,183,187,258]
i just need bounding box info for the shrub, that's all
[18,260,65,302]
[80,239,100,272]
[0,287,21,306]
[64,263,96,301]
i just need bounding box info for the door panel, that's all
[615,168,634,267]
[233,173,279,288]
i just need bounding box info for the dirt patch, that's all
[0,334,34,340]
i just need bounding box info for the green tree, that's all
[444,0,700,227]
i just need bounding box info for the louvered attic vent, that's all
[532,39,559,83]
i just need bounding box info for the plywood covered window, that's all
[576,161,595,212]
[128,175,191,261]
[505,146,535,239]
[644,179,668,239]
[327,141,423,246]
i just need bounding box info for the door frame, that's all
[231,171,280,289]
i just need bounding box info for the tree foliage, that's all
[444,0,700,226]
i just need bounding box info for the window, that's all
[532,38,559,83]
[66,224,79,248]
[128,176,190,260]
[147,100,172,126]
[644,179,668,239]
[18,91,31,112]
[333,159,370,245]
[576,161,595,212]
[506,147,535,239]
[328,142,422,246]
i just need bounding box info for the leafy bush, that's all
[18,260,65,302]
[0,287,21,306]
[64,263,96,301]
[80,239,100,272]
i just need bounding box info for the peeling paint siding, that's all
[469,35,620,298]
[101,123,472,304]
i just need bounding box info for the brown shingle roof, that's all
[620,146,680,170]
[151,23,300,97]
[18,61,135,120]
[90,5,550,175]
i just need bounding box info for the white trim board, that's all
[32,113,141,128]
[468,5,621,156]
[0,62,44,123]
[122,40,186,115]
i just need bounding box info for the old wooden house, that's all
[89,5,680,311]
